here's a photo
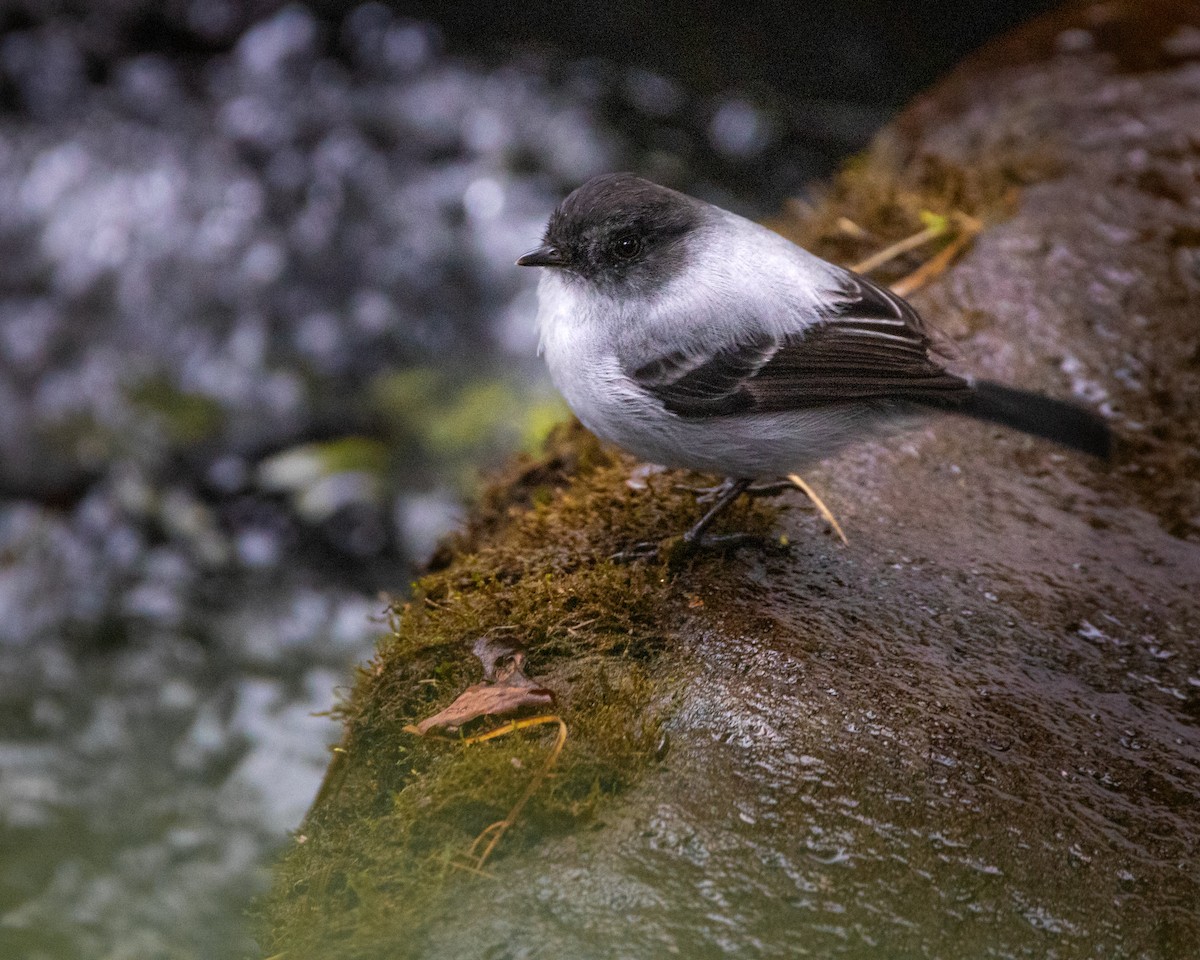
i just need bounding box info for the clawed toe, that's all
[612,532,790,566]
[681,532,790,555]
[675,480,736,504]
[610,540,663,564]
[677,478,795,504]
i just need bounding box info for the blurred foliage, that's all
[124,376,227,446]
[250,371,571,522]
[259,437,391,486]
[369,367,570,483]
[258,437,391,521]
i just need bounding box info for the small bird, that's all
[518,173,1111,553]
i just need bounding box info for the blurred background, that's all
[0,1,1057,956]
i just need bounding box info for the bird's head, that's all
[517,173,704,296]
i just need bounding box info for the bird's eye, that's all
[610,235,642,260]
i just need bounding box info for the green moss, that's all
[254,423,778,959]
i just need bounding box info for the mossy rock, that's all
[258,423,782,957]
[258,2,1200,956]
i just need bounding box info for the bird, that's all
[517,172,1111,555]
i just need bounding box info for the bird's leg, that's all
[673,476,793,557]
[674,476,740,503]
[612,477,795,563]
[681,477,753,544]
[679,474,848,544]
[613,477,764,563]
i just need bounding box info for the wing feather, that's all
[630,272,970,419]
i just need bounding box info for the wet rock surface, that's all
[264,2,1200,957]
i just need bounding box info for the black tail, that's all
[942,380,1112,458]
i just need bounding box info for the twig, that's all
[786,474,848,545]
[849,219,947,276]
[889,213,982,297]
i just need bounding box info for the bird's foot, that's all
[610,540,664,564]
[674,478,739,504]
[677,478,795,504]
[612,532,790,567]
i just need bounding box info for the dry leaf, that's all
[409,682,554,736]
[407,633,555,736]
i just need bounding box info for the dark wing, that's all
[631,273,971,419]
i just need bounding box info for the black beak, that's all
[516,244,566,268]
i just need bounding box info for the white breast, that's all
[536,271,646,450]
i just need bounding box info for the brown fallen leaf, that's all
[407,682,555,736]
[405,633,555,736]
